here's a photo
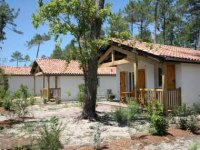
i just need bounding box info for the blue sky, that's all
[0,0,129,67]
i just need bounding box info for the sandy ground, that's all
[0,101,200,149]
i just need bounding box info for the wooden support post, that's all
[43,75,45,89]
[111,49,115,63]
[134,54,138,99]
[55,76,58,88]
[162,63,168,113]
[47,76,50,101]
[33,75,36,96]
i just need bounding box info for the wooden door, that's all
[137,69,145,89]
[166,64,176,90]
[120,71,126,100]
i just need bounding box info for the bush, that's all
[127,101,140,121]
[2,96,12,111]
[192,103,200,114]
[37,116,63,150]
[77,84,85,106]
[29,96,36,105]
[113,101,140,126]
[149,113,168,135]
[178,115,198,133]
[113,108,128,126]
[147,100,163,116]
[147,100,168,135]
[172,104,193,117]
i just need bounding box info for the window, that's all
[158,68,162,87]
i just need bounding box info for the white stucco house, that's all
[30,59,117,101]
[98,38,200,110]
[1,59,117,101]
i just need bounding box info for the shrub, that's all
[37,116,63,150]
[172,104,193,117]
[127,101,140,121]
[149,113,168,135]
[113,101,140,126]
[192,103,200,114]
[147,100,168,135]
[29,96,36,105]
[178,115,198,133]
[2,96,12,111]
[11,85,31,120]
[113,108,128,126]
[147,100,163,116]
[77,84,85,106]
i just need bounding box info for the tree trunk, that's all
[196,29,200,50]
[82,0,105,120]
[163,14,166,44]
[154,0,159,44]
[36,43,40,58]
[140,20,143,40]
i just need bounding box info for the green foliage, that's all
[147,100,163,116]
[172,104,193,117]
[124,0,152,42]
[22,122,34,133]
[0,68,9,98]
[106,11,131,39]
[189,142,200,150]
[149,113,168,135]
[10,51,24,67]
[37,116,63,150]
[50,44,63,59]
[0,0,21,42]
[26,33,50,58]
[113,101,140,126]
[113,108,128,126]
[147,100,168,135]
[2,95,12,110]
[29,96,36,105]
[77,84,85,106]
[178,115,198,133]
[192,103,200,114]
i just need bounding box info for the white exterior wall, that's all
[8,76,43,96]
[116,60,155,99]
[59,75,117,101]
[179,63,200,105]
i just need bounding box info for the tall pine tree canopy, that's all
[0,0,22,42]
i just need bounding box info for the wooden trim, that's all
[162,63,168,112]
[35,72,43,76]
[43,75,45,89]
[111,49,115,63]
[47,76,50,101]
[134,54,138,98]
[98,47,113,64]
[33,76,36,96]
[99,59,130,67]
[55,76,58,88]
[112,46,135,56]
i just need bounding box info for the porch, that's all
[31,63,61,103]
[98,43,182,111]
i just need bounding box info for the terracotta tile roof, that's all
[33,59,116,75]
[0,66,32,75]
[111,38,200,63]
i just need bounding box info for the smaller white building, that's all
[30,59,117,101]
